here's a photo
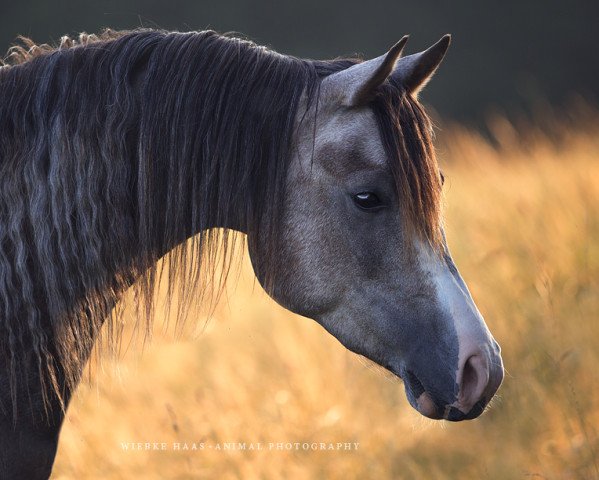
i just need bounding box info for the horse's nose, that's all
[449,345,503,419]
[457,354,489,413]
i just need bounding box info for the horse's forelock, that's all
[371,80,444,251]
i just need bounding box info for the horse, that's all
[0,29,503,478]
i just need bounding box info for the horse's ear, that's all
[392,34,451,97]
[321,36,409,107]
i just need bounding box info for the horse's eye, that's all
[353,192,382,210]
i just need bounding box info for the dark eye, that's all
[353,192,383,210]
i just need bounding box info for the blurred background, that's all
[2,1,598,479]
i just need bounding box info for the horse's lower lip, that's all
[416,392,442,419]
[402,369,443,419]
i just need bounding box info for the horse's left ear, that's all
[321,36,409,107]
[392,34,451,97]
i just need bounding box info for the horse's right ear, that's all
[392,35,451,97]
[320,36,409,107]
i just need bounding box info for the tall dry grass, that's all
[52,106,599,479]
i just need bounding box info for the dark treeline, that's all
[1,0,597,124]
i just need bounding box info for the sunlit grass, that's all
[53,109,599,479]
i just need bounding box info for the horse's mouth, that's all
[442,400,487,421]
[387,364,490,422]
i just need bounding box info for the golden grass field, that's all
[52,107,599,479]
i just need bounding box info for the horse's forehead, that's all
[313,108,388,175]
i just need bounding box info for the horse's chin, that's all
[397,369,443,420]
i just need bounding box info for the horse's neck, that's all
[134,148,249,262]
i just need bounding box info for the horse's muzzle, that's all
[404,343,504,421]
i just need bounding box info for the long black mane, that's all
[0,29,440,416]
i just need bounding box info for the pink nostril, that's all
[461,356,478,402]
[458,355,489,413]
